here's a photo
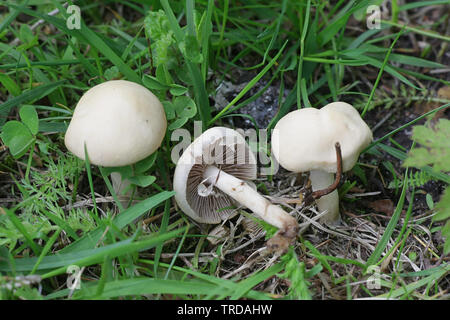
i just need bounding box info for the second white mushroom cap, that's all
[271,102,373,224]
[271,102,373,174]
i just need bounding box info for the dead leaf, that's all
[233,253,246,264]
[413,86,450,121]
[367,199,395,216]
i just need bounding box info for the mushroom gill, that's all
[186,141,256,222]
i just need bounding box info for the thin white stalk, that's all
[204,165,297,231]
[309,170,340,224]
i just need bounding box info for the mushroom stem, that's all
[309,170,340,224]
[302,142,342,225]
[204,165,298,241]
[111,172,133,209]
[311,142,342,199]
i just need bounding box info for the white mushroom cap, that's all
[173,127,257,224]
[65,80,167,167]
[271,102,373,173]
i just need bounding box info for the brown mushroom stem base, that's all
[204,165,298,251]
[309,170,340,225]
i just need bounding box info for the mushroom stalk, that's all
[203,165,298,233]
[111,172,133,209]
[309,170,340,224]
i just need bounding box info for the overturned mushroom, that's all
[271,102,373,224]
[173,127,298,250]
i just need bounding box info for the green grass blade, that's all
[154,200,171,278]
[366,168,409,267]
[229,262,285,300]
[8,3,141,84]
[160,0,211,127]
[0,227,186,273]
[40,208,79,241]
[201,0,214,79]
[3,207,42,256]
[363,103,450,153]
[376,143,450,184]
[376,264,450,299]
[381,20,450,42]
[50,275,269,300]
[0,80,65,127]
[361,27,405,117]
[59,191,175,254]
[30,228,62,275]
[139,259,272,300]
[399,0,450,11]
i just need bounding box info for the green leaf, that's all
[377,143,450,184]
[404,119,450,172]
[426,193,434,210]
[17,24,38,50]
[162,101,176,120]
[0,73,21,96]
[127,175,156,188]
[168,117,189,131]
[19,24,35,43]
[100,165,133,179]
[142,74,169,91]
[155,64,173,85]
[1,121,34,158]
[174,96,197,119]
[434,187,450,222]
[279,248,312,299]
[442,220,450,255]
[0,80,65,127]
[2,207,42,256]
[134,153,158,174]
[19,105,39,135]
[169,84,188,96]
[104,66,120,80]
[144,9,176,68]
[180,35,203,64]
[166,96,197,130]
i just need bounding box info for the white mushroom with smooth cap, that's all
[271,102,373,224]
[65,80,167,166]
[64,80,167,204]
[173,126,298,250]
